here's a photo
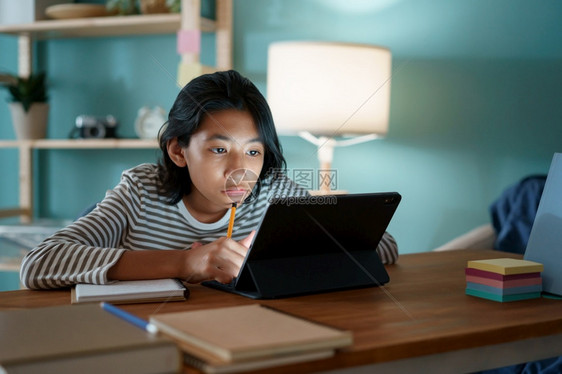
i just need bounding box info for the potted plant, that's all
[0,72,49,140]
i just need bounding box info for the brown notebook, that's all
[150,304,352,363]
[0,304,181,374]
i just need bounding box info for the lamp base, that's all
[298,131,380,195]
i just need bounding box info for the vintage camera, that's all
[73,115,118,139]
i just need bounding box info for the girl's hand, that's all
[184,230,256,284]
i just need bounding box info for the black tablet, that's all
[203,192,401,299]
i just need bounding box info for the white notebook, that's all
[71,279,188,304]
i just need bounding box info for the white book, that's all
[71,279,188,304]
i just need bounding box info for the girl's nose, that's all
[225,151,245,175]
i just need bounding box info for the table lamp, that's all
[267,41,391,194]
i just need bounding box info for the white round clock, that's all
[135,106,166,139]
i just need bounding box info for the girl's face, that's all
[173,109,265,216]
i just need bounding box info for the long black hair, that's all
[157,70,286,204]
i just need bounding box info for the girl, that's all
[20,70,398,290]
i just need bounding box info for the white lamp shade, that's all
[267,41,392,136]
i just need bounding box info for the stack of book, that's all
[465,258,543,302]
[150,304,353,373]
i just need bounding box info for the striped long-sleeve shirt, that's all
[20,163,399,289]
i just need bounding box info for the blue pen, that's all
[100,302,158,334]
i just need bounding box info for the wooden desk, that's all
[1,249,561,373]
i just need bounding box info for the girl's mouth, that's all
[224,188,248,202]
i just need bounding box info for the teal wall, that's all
[1,0,562,254]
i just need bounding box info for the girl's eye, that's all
[247,150,261,157]
[211,147,227,154]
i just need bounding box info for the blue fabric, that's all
[522,357,562,374]
[489,175,547,254]
[472,356,562,374]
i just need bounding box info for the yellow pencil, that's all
[226,203,237,238]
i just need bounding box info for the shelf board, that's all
[0,139,158,149]
[0,263,21,272]
[0,208,29,219]
[0,13,215,39]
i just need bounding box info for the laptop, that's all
[524,153,562,296]
[203,192,401,299]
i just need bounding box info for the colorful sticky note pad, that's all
[465,258,543,302]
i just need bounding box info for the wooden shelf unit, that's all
[0,139,159,222]
[0,0,232,223]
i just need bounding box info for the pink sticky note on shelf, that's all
[177,29,201,54]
